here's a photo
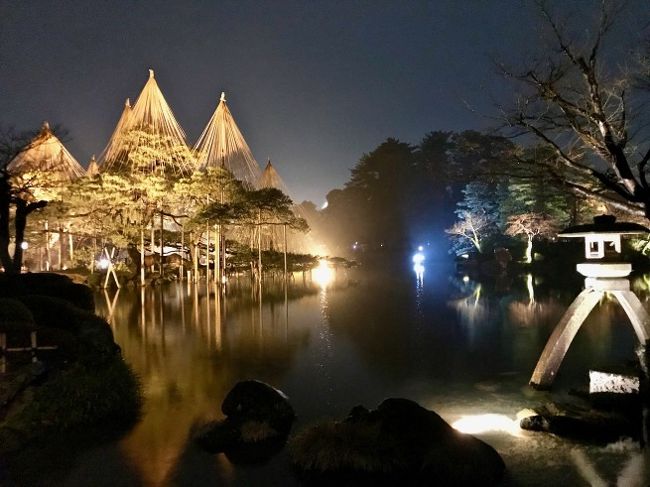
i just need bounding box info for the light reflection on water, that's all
[25,265,650,485]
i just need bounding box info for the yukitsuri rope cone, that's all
[194,92,261,188]
[8,121,85,184]
[99,70,195,178]
[258,160,313,254]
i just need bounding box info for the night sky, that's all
[1,1,647,205]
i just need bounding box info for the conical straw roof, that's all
[8,121,85,182]
[97,98,132,169]
[100,70,194,178]
[86,154,99,177]
[258,159,289,194]
[194,92,261,188]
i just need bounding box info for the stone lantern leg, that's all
[530,215,650,389]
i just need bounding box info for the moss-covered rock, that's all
[0,359,140,453]
[290,398,505,486]
[194,380,295,464]
[0,275,141,454]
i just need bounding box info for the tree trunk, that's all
[0,177,13,272]
[283,223,288,277]
[258,209,262,280]
[12,199,46,274]
[159,211,164,277]
[525,236,533,264]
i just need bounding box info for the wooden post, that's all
[159,211,164,278]
[283,223,288,277]
[58,227,63,270]
[0,332,6,373]
[103,248,121,289]
[214,225,219,283]
[193,235,199,283]
[90,238,96,274]
[150,225,155,273]
[140,227,145,287]
[205,222,210,281]
[45,220,50,271]
[30,331,37,362]
[258,210,262,281]
[68,227,74,265]
[180,226,185,280]
[222,231,226,282]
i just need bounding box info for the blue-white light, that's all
[412,252,425,265]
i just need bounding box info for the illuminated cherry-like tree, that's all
[445,211,492,253]
[505,213,559,263]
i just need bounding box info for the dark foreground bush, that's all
[0,273,94,311]
[0,274,141,454]
[0,358,141,453]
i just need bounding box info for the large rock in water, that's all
[194,380,295,464]
[291,398,505,486]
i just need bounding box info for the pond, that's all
[9,259,650,485]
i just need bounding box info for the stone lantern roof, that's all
[559,215,649,238]
[557,215,649,278]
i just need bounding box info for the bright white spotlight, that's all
[20,241,28,250]
[451,414,521,436]
[418,245,423,251]
[412,252,425,265]
[98,258,110,270]
[463,275,470,283]
[313,260,334,288]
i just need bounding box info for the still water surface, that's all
[26,262,650,485]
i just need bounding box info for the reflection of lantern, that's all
[530,215,650,388]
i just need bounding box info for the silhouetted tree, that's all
[501,1,650,219]
[0,126,48,273]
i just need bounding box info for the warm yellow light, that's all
[313,260,334,288]
[451,414,520,436]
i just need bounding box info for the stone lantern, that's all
[530,215,650,388]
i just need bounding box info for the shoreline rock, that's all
[194,380,295,464]
[290,398,505,486]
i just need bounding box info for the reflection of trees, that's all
[324,272,421,380]
[93,278,315,487]
[447,278,488,332]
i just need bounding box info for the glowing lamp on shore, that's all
[98,258,110,270]
[20,241,28,250]
[313,260,334,288]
